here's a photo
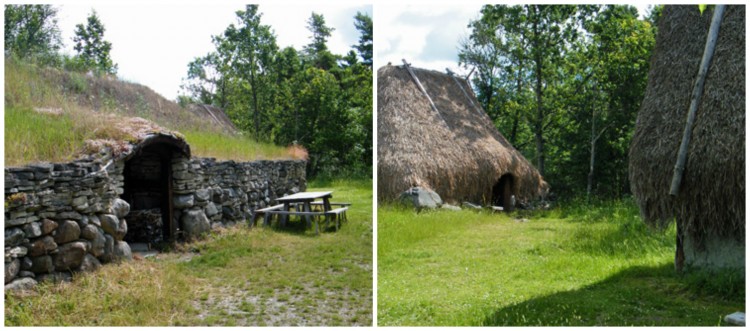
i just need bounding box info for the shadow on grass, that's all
[482,264,744,326]
[251,216,338,237]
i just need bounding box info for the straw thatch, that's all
[377,65,547,204]
[629,5,745,243]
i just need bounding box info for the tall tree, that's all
[73,10,117,74]
[218,4,279,140]
[466,5,583,177]
[4,4,61,60]
[352,11,372,66]
[180,52,229,107]
[303,12,337,70]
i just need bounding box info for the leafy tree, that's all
[462,5,655,198]
[464,5,584,177]
[303,12,337,70]
[179,6,373,178]
[180,52,229,107]
[4,4,62,61]
[72,10,117,74]
[353,11,372,66]
[217,4,279,140]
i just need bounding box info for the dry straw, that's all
[377,65,547,204]
[629,5,745,242]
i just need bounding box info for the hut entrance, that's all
[492,174,515,211]
[121,136,189,247]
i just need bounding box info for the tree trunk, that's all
[533,26,545,176]
[510,55,524,145]
[587,111,596,201]
[249,68,260,140]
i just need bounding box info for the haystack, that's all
[629,5,745,270]
[377,64,547,207]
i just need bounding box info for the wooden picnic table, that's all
[251,191,349,234]
[275,191,333,228]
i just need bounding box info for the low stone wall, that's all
[4,155,305,291]
[170,157,306,236]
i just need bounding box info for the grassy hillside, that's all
[4,58,293,166]
[378,199,744,326]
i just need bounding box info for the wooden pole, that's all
[402,59,446,124]
[669,5,726,196]
[447,69,481,115]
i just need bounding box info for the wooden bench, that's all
[310,201,351,212]
[251,204,284,226]
[325,207,349,231]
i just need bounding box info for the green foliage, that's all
[180,6,372,178]
[460,5,656,198]
[353,12,373,66]
[378,200,744,326]
[72,10,117,75]
[4,4,62,64]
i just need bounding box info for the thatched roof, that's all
[629,5,745,241]
[377,64,547,203]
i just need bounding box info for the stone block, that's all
[23,221,43,238]
[5,228,26,246]
[30,236,57,257]
[8,246,28,259]
[28,255,54,274]
[54,242,87,271]
[113,241,133,261]
[5,258,20,284]
[99,214,120,238]
[41,219,58,235]
[56,211,82,220]
[110,198,130,219]
[53,220,81,244]
[5,277,37,292]
[174,194,195,209]
[181,209,210,238]
[195,189,211,202]
[78,254,101,273]
[100,234,115,263]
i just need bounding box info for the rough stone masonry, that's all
[4,134,306,291]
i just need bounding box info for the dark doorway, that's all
[492,174,515,211]
[120,136,189,246]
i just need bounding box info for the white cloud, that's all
[376,4,482,75]
[56,3,372,101]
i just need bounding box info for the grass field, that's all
[5,179,373,326]
[377,199,745,326]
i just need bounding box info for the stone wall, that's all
[5,154,306,291]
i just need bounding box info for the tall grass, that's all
[4,58,291,166]
[378,198,744,326]
[182,131,291,162]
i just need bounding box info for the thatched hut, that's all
[377,64,547,207]
[629,5,744,271]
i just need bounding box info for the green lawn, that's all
[377,199,744,326]
[5,179,373,326]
